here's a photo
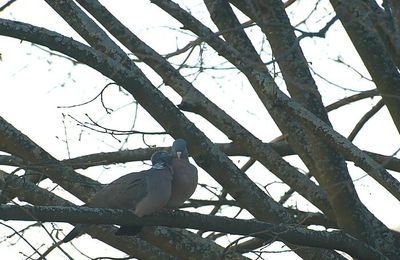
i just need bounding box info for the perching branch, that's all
[0,205,387,260]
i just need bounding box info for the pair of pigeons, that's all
[63,139,198,242]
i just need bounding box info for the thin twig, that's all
[0,0,17,12]
[58,82,118,114]
[326,89,378,111]
[68,114,166,136]
[348,99,384,141]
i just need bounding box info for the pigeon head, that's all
[171,139,189,160]
[151,151,172,169]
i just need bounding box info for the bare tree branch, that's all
[0,205,388,260]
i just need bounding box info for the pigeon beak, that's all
[176,151,182,159]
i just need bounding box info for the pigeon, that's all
[117,139,198,236]
[63,139,198,241]
[166,139,198,208]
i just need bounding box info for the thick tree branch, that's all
[60,144,400,174]
[367,1,400,68]
[230,0,330,123]
[228,0,384,249]
[0,205,387,260]
[330,0,400,133]
[203,0,317,178]
[0,116,101,201]
[45,0,131,68]
[3,142,399,174]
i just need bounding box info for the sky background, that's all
[0,0,399,259]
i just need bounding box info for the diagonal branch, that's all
[348,99,385,141]
[330,0,400,133]
[0,116,101,201]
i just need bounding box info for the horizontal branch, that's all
[2,141,399,174]
[0,205,386,259]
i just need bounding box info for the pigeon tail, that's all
[63,224,90,242]
[115,225,143,236]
